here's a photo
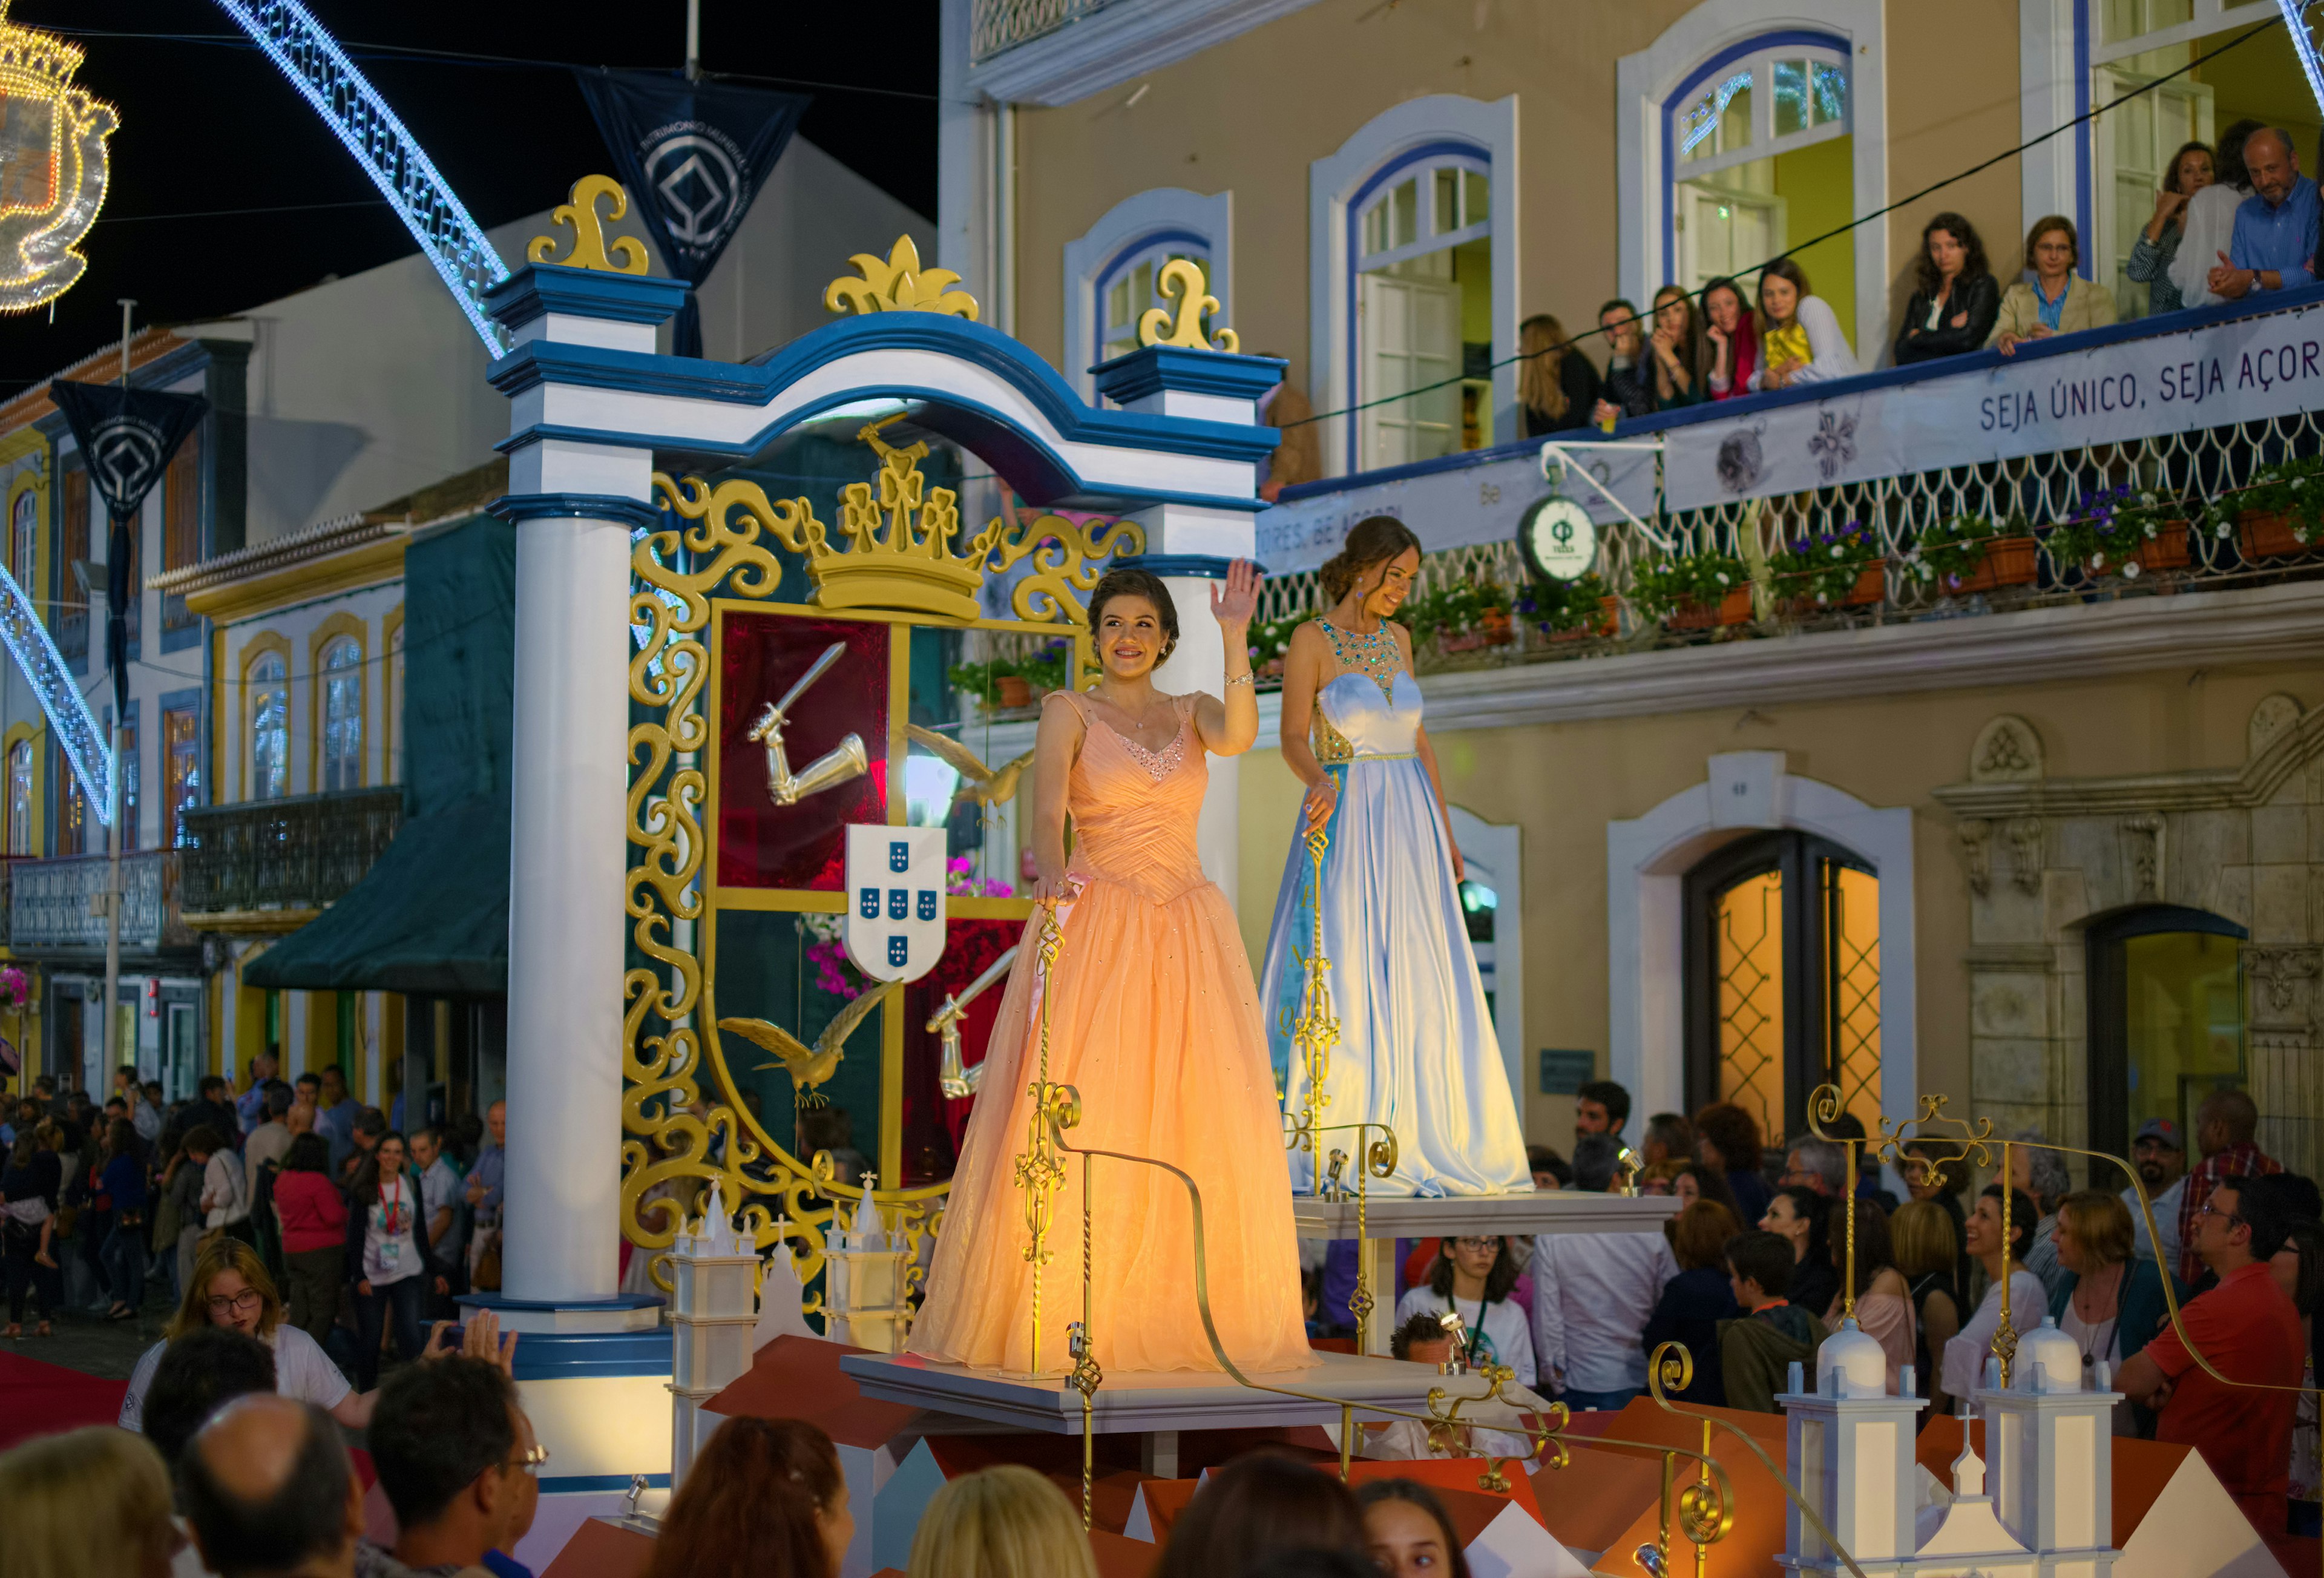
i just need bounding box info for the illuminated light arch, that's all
[210,0,511,358]
[0,564,110,823]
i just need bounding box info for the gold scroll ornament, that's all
[527,174,649,274]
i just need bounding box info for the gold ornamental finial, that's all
[1137,257,1240,353]
[527,175,649,274]
[824,235,979,320]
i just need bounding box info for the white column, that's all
[501,510,634,1305]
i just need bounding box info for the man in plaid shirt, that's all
[2178,1088,2280,1287]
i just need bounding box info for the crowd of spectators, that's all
[1506,121,2323,441]
[0,1063,505,1381]
[1314,1082,2317,1545]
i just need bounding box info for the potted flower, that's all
[1518,572,1616,641]
[1770,520,1884,610]
[1629,551,1749,630]
[947,657,1031,710]
[1908,511,2040,594]
[1014,640,1075,699]
[2044,484,2190,580]
[2202,455,2324,560]
[1439,579,1515,653]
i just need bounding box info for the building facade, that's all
[933,0,2324,1180]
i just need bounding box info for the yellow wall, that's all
[1229,661,2316,1143]
[1013,0,2028,386]
[1774,135,1856,352]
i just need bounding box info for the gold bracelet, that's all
[1226,673,1254,688]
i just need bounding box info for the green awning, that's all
[244,514,514,996]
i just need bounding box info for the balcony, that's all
[1241,284,2324,724]
[179,787,404,927]
[8,851,192,955]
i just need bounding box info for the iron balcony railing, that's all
[8,850,189,953]
[179,786,404,916]
[971,0,1121,60]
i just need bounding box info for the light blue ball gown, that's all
[1259,619,1532,1197]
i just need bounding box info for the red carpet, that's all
[0,1349,131,1450]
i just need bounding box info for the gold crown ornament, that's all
[655,416,1143,625]
[0,0,119,312]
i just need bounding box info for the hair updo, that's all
[1319,514,1422,605]
[1085,567,1180,665]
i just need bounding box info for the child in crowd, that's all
[1718,1229,1826,1412]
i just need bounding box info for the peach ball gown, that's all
[907,689,1313,1376]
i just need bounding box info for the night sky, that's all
[4,0,939,388]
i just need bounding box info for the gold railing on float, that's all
[1008,902,1873,1578]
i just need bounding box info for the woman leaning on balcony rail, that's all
[1991,215,2117,356]
[2128,140,2216,316]
[1701,276,1759,399]
[1516,313,1604,436]
[1749,257,1859,390]
[1894,211,2001,365]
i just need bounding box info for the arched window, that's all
[1311,95,1519,475]
[1061,188,1232,401]
[9,488,33,599]
[7,738,31,856]
[1617,5,1885,372]
[249,651,287,801]
[1683,829,1881,1148]
[1097,238,1211,366]
[321,638,363,791]
[1353,151,1491,468]
[1668,41,1850,296]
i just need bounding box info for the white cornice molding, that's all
[1415,580,2324,731]
[953,581,2324,748]
[967,0,1325,106]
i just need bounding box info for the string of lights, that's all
[204,1,511,360]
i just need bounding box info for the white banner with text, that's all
[1664,295,2324,511]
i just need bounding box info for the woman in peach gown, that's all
[908,562,1311,1376]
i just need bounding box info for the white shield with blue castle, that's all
[842,824,947,982]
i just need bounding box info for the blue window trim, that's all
[2075,0,2093,279]
[1092,227,1211,376]
[1659,29,1850,297]
[1342,137,1493,464]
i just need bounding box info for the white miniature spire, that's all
[751,1217,819,1347]
[850,1172,885,1251]
[1952,1432,1987,1499]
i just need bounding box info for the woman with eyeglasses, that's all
[1391,1234,1535,1388]
[114,1238,366,1430]
[113,1234,504,1436]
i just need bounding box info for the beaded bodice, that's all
[1318,619,1404,701]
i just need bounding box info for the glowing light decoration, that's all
[2280,1,2324,124]
[1678,70,1755,159]
[0,560,110,822]
[210,0,510,357]
[0,1,117,314]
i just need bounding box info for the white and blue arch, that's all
[1061,188,1234,402]
[484,266,1283,519]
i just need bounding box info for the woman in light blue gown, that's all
[1261,516,1532,1197]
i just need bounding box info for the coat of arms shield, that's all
[842,825,947,983]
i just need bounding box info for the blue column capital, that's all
[1092,345,1285,407]
[488,492,666,531]
[484,263,692,335]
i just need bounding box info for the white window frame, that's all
[320,637,364,792]
[1061,187,1232,402]
[1310,94,1521,478]
[1670,44,1851,185]
[1617,0,1888,368]
[2021,0,2265,288]
[249,653,288,803]
[1606,751,1917,1153]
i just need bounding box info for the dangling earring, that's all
[1158,637,1177,665]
